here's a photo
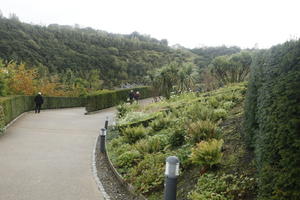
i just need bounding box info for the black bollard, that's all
[104,117,109,129]
[100,128,107,153]
[164,156,180,200]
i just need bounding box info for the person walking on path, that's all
[134,91,140,103]
[128,90,135,104]
[34,92,44,113]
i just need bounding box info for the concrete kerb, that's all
[104,134,148,200]
[93,134,111,200]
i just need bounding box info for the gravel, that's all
[95,137,142,200]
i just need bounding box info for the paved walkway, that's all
[0,107,117,200]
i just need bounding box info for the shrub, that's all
[187,120,220,143]
[221,101,235,110]
[191,139,224,168]
[149,113,173,132]
[135,135,169,154]
[175,144,193,169]
[122,125,148,144]
[169,127,186,148]
[0,95,85,126]
[127,153,166,194]
[208,97,220,108]
[116,150,143,170]
[0,105,5,133]
[212,108,228,121]
[188,173,257,200]
[184,103,214,121]
[116,102,140,118]
[244,40,300,199]
[86,86,152,112]
[117,111,150,126]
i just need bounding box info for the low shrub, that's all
[127,153,166,194]
[135,135,169,154]
[149,113,173,132]
[116,150,143,170]
[117,111,151,126]
[221,101,235,110]
[188,173,257,200]
[0,105,5,133]
[213,108,228,121]
[169,127,186,148]
[184,103,214,121]
[208,97,220,108]
[175,144,193,169]
[187,120,220,143]
[86,86,152,112]
[190,139,224,168]
[122,125,148,144]
[116,102,140,118]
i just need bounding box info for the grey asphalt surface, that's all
[0,107,116,200]
[0,98,154,200]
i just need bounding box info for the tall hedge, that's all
[85,86,152,112]
[244,40,300,199]
[0,95,85,126]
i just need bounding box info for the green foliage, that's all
[0,105,5,133]
[191,139,224,168]
[175,144,193,168]
[116,102,140,118]
[149,113,174,132]
[221,101,235,110]
[148,62,197,99]
[0,95,85,126]
[187,120,220,143]
[0,72,7,96]
[116,150,142,170]
[86,86,151,112]
[0,17,195,87]
[208,97,220,108]
[244,40,300,199]
[213,108,228,121]
[169,127,186,148]
[135,135,169,154]
[210,51,252,85]
[184,103,214,121]
[127,153,166,194]
[188,173,257,200]
[122,125,148,144]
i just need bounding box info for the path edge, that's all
[92,134,111,200]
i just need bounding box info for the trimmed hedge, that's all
[244,40,300,199]
[0,95,85,127]
[85,86,152,112]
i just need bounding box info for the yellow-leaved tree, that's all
[7,62,37,95]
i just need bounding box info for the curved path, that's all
[0,107,117,200]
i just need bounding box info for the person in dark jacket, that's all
[134,91,140,103]
[34,92,44,113]
[129,90,135,104]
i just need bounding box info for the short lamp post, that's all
[164,156,180,200]
[105,116,109,129]
[100,128,107,153]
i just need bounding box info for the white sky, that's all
[1,0,300,49]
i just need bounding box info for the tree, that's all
[7,62,37,95]
[210,51,252,85]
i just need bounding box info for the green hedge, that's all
[85,86,152,112]
[0,95,85,126]
[244,40,300,199]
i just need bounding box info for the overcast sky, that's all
[1,0,300,49]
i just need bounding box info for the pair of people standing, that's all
[128,90,140,104]
[34,92,44,113]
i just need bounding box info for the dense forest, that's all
[0,15,189,87]
[0,15,247,96]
